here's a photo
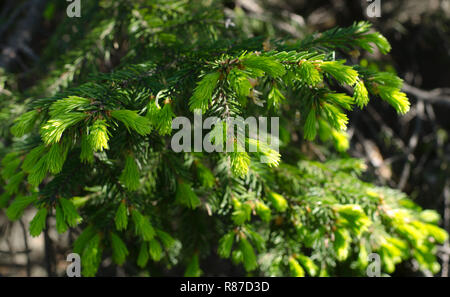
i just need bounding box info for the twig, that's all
[402,83,450,106]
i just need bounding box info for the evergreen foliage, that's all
[0,0,446,277]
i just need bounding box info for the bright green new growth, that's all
[157,103,175,135]
[145,99,160,126]
[304,109,317,140]
[266,191,288,212]
[189,72,221,113]
[40,113,88,145]
[267,85,285,109]
[255,201,272,222]
[149,239,163,262]
[29,208,48,237]
[115,202,128,231]
[331,129,350,152]
[296,254,318,276]
[362,32,391,54]
[247,138,281,167]
[11,110,39,137]
[335,204,370,236]
[111,110,152,136]
[176,180,201,209]
[289,257,305,277]
[378,86,410,115]
[6,195,37,221]
[156,229,175,249]
[195,162,215,188]
[22,145,46,173]
[353,80,370,108]
[81,233,102,277]
[218,232,235,258]
[229,69,253,102]
[89,119,110,151]
[73,225,96,255]
[27,155,49,186]
[47,143,66,174]
[325,93,354,111]
[55,204,68,233]
[232,198,252,225]
[80,133,94,163]
[1,152,21,179]
[322,103,349,131]
[184,254,202,277]
[3,172,25,196]
[230,152,251,177]
[334,228,351,261]
[242,55,286,78]
[239,237,258,272]
[119,155,141,191]
[297,60,322,86]
[320,60,359,85]
[137,242,149,268]
[131,210,155,241]
[110,232,129,265]
[59,198,82,227]
[48,96,91,117]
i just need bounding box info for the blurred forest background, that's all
[0,0,449,276]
